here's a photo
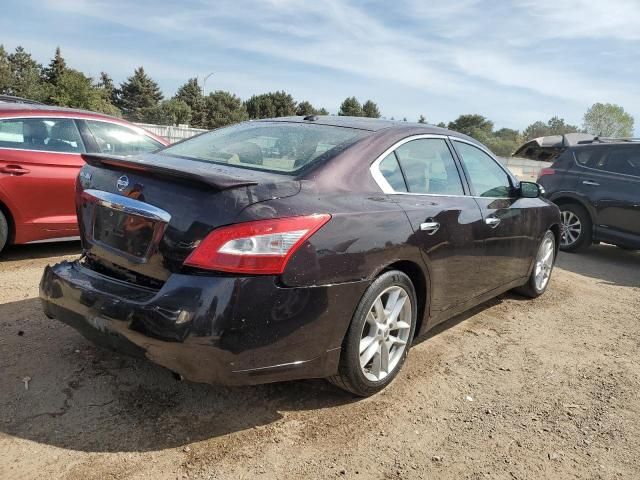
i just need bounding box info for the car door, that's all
[0,116,85,243]
[372,136,486,312]
[452,139,538,288]
[576,145,640,247]
[79,119,165,155]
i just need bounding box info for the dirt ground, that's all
[1,242,638,480]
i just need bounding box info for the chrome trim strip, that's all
[81,189,171,223]
[232,359,308,374]
[0,146,81,156]
[368,133,513,200]
[25,236,80,244]
[0,115,162,155]
[573,154,640,180]
[369,134,449,194]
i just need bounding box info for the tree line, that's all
[0,45,635,156]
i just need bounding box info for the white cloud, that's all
[24,0,639,131]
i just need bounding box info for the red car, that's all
[0,104,169,253]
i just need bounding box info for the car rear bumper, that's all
[40,261,368,385]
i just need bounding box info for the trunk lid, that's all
[77,153,300,286]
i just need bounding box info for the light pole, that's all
[202,72,214,96]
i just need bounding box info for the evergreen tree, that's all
[203,90,249,128]
[338,97,363,116]
[296,100,315,116]
[50,69,118,115]
[362,100,381,118]
[45,47,67,85]
[418,115,426,124]
[295,100,328,116]
[96,72,118,106]
[245,91,296,119]
[0,45,11,94]
[174,78,205,127]
[7,46,48,101]
[116,67,163,121]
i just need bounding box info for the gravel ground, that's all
[1,242,639,480]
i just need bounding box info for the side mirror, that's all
[519,181,544,198]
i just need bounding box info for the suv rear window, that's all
[162,122,368,174]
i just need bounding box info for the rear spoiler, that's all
[81,153,259,190]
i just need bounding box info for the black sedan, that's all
[40,116,560,396]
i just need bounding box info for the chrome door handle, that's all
[485,217,501,228]
[582,180,600,186]
[420,221,440,235]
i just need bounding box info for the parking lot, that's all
[1,242,638,479]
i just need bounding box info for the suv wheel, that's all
[328,270,417,397]
[559,204,591,252]
[0,210,8,254]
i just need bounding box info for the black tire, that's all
[0,210,8,254]
[328,270,417,397]
[514,230,556,298]
[559,203,592,252]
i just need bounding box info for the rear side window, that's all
[394,138,464,195]
[86,120,162,155]
[454,141,512,198]
[378,153,407,192]
[593,147,640,177]
[0,117,85,153]
[162,122,369,174]
[574,147,604,166]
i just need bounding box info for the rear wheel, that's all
[515,230,556,298]
[0,210,8,254]
[328,270,417,397]
[559,204,591,252]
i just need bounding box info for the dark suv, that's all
[515,133,640,252]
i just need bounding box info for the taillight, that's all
[539,168,556,177]
[184,214,331,274]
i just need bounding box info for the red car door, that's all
[0,117,85,243]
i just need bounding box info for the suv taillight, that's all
[184,214,331,274]
[539,168,556,177]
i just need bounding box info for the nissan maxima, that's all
[40,116,560,396]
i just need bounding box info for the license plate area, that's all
[81,189,172,264]
[93,205,157,258]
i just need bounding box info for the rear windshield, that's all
[162,122,368,174]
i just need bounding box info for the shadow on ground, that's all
[0,297,357,453]
[0,291,509,454]
[555,244,639,288]
[0,241,82,262]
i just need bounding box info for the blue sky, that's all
[2,0,639,132]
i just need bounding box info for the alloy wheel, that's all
[534,235,554,291]
[560,210,581,247]
[359,286,412,381]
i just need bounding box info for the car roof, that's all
[0,103,118,118]
[0,103,169,145]
[261,115,454,134]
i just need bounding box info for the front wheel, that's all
[514,230,556,298]
[0,210,8,254]
[328,270,417,397]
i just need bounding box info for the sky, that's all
[2,0,639,133]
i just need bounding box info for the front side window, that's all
[394,138,464,195]
[0,117,85,153]
[162,122,368,174]
[86,120,163,155]
[454,141,512,197]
